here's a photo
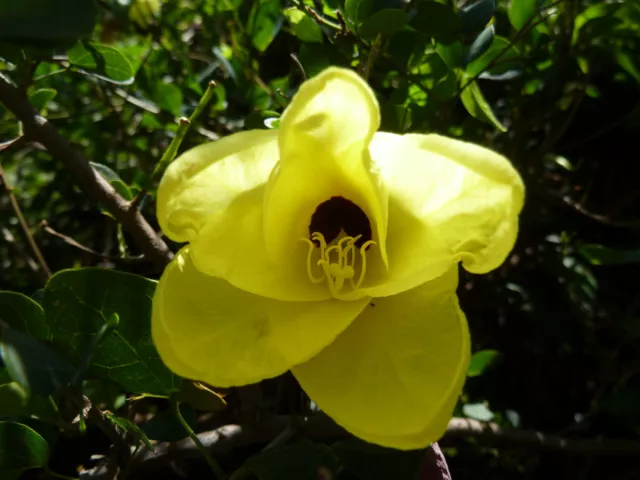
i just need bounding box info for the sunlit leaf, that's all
[462,403,494,421]
[459,73,507,131]
[467,350,500,377]
[508,0,537,30]
[283,8,323,43]
[248,0,283,52]
[28,89,57,113]
[67,42,135,85]
[436,41,464,69]
[105,413,154,450]
[153,83,183,116]
[466,36,521,78]
[465,25,495,65]
[90,163,134,202]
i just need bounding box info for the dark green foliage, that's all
[1,0,640,479]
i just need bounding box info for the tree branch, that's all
[444,417,640,455]
[40,220,145,264]
[118,414,640,477]
[0,76,173,268]
[0,164,51,278]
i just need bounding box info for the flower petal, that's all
[292,267,470,450]
[188,182,332,301]
[366,133,524,297]
[152,248,369,387]
[263,67,389,272]
[157,129,279,243]
[158,129,329,301]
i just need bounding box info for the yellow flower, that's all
[152,67,524,450]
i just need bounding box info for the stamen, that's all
[352,240,376,290]
[301,238,325,284]
[299,232,375,299]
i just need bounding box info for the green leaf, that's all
[579,245,640,266]
[467,350,500,377]
[0,383,27,419]
[616,52,640,85]
[466,36,521,78]
[344,0,375,32]
[105,413,154,450]
[210,0,242,12]
[430,69,458,100]
[212,46,237,84]
[90,163,133,202]
[460,73,507,131]
[142,404,196,442]
[0,422,49,472]
[459,0,495,33]
[245,110,281,130]
[0,327,76,396]
[28,89,57,113]
[42,269,182,396]
[0,292,49,341]
[381,101,412,133]
[411,52,456,99]
[411,1,462,42]
[333,439,424,480]
[244,440,340,480]
[298,43,350,79]
[129,0,161,28]
[0,0,97,46]
[462,403,494,421]
[153,83,183,116]
[248,0,283,52]
[465,25,495,65]
[436,41,465,69]
[283,8,323,43]
[67,42,135,85]
[83,379,126,411]
[572,2,622,45]
[359,9,409,40]
[508,0,537,30]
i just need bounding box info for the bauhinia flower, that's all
[152,67,524,450]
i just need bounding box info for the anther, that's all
[300,232,375,299]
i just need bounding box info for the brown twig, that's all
[552,193,640,227]
[289,53,307,81]
[40,220,145,264]
[0,164,51,278]
[361,35,383,81]
[420,443,451,480]
[125,414,640,476]
[0,76,173,268]
[2,227,41,276]
[444,417,640,454]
